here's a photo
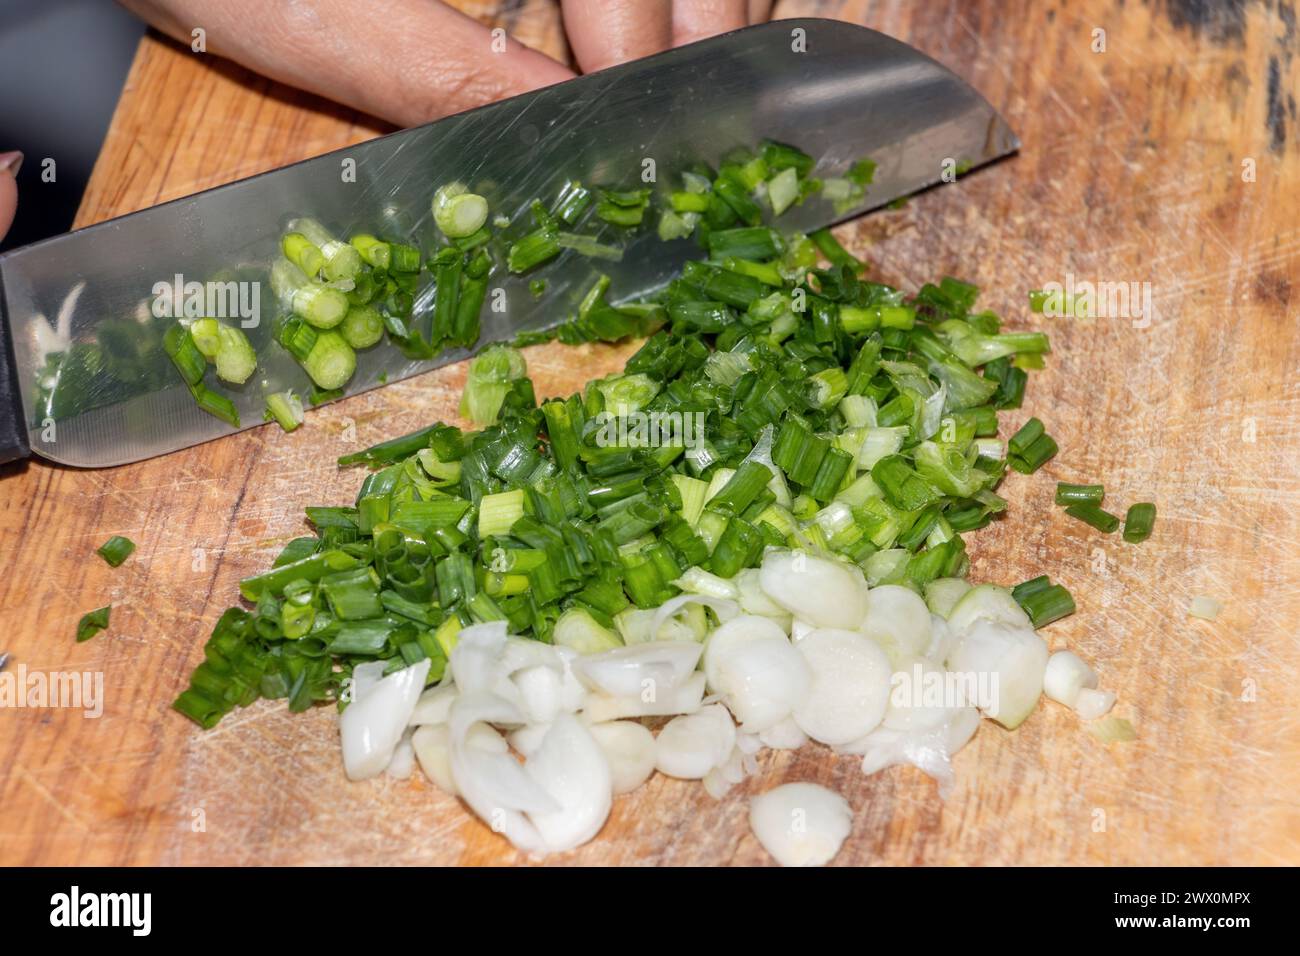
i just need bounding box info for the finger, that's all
[747,0,775,24]
[561,0,672,73]
[0,152,20,242]
[119,0,575,127]
[672,0,750,46]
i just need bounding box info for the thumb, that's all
[0,152,20,243]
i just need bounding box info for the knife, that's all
[0,18,1017,469]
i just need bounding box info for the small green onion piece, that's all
[429,247,462,345]
[1122,502,1157,543]
[460,345,526,426]
[189,384,240,427]
[553,180,594,224]
[163,323,206,387]
[1064,502,1121,533]
[264,391,305,432]
[1187,595,1222,620]
[340,305,384,349]
[95,535,136,567]
[508,228,561,273]
[189,317,222,358]
[211,322,257,385]
[433,182,490,238]
[349,233,391,270]
[555,232,625,261]
[670,191,710,213]
[1007,417,1059,473]
[387,242,421,273]
[809,228,861,273]
[1055,482,1105,506]
[301,330,357,391]
[77,605,111,642]
[1014,580,1076,628]
[707,226,782,260]
[767,167,800,216]
[292,283,349,329]
[282,232,325,277]
[479,489,526,537]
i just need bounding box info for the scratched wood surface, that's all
[1,0,1297,866]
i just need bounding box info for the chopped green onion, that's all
[460,345,526,425]
[1122,502,1157,543]
[1007,418,1059,474]
[349,233,391,270]
[340,305,384,349]
[479,489,526,537]
[264,391,305,432]
[1064,502,1120,533]
[300,330,357,391]
[76,605,111,642]
[1012,576,1076,627]
[433,183,490,238]
[96,535,135,567]
[282,232,325,277]
[1055,482,1104,505]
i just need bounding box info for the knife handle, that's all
[0,290,33,465]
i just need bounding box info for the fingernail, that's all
[0,151,24,177]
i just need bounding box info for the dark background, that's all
[0,0,143,252]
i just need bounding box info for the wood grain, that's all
[2,0,1298,866]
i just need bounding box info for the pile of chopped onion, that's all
[339,548,1116,864]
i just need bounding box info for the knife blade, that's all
[0,18,1017,469]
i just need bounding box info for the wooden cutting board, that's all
[2,0,1297,866]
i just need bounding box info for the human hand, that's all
[118,0,772,127]
[0,152,19,242]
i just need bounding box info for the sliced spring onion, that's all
[1122,502,1156,543]
[340,305,384,349]
[264,391,305,432]
[433,182,490,239]
[95,535,135,567]
[1064,502,1120,534]
[77,605,111,642]
[1055,482,1104,505]
[1007,417,1059,474]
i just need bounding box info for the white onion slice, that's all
[412,724,456,795]
[589,721,657,794]
[340,658,431,780]
[924,577,972,619]
[386,731,415,779]
[749,782,852,867]
[735,568,793,623]
[582,671,707,722]
[758,716,808,750]
[655,704,736,779]
[859,584,933,662]
[945,584,1032,638]
[1074,687,1117,720]
[350,660,388,704]
[572,641,703,700]
[648,593,740,645]
[947,620,1048,729]
[758,552,869,629]
[1043,650,1098,708]
[848,705,981,797]
[703,615,811,732]
[513,664,564,725]
[792,629,891,745]
[409,684,458,727]
[523,714,613,852]
[882,655,959,732]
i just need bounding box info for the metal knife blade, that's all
[0,18,1017,468]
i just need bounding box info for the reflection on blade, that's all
[0,19,1017,468]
